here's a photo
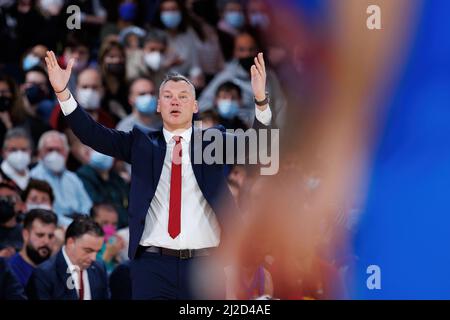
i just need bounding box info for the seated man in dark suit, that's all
[26,216,109,300]
[44,50,273,299]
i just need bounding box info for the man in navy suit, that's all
[44,50,273,299]
[26,216,109,300]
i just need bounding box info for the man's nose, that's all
[170,97,180,105]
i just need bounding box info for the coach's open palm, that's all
[251,52,267,108]
[45,50,74,93]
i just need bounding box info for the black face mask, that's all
[238,56,254,74]
[0,197,15,224]
[0,96,12,112]
[26,243,52,265]
[106,63,125,76]
[25,85,48,105]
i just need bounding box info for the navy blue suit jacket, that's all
[65,105,271,259]
[26,250,109,300]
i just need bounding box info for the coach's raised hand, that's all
[251,52,268,111]
[45,50,74,101]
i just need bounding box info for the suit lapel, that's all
[152,129,167,191]
[87,264,97,300]
[55,251,78,300]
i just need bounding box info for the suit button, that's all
[140,219,145,225]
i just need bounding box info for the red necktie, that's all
[168,136,182,238]
[79,269,84,300]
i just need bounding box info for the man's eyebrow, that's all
[162,90,190,94]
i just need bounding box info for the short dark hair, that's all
[23,209,58,230]
[215,81,242,99]
[22,179,54,203]
[65,216,104,243]
[24,65,49,82]
[159,73,196,98]
[90,203,118,220]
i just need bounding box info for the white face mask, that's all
[6,151,31,172]
[43,151,66,174]
[76,88,101,110]
[144,51,163,71]
[26,203,52,212]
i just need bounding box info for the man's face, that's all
[64,45,89,70]
[0,81,12,99]
[39,135,68,160]
[77,69,103,95]
[215,89,242,106]
[23,71,49,96]
[129,79,156,107]
[23,219,56,264]
[66,234,103,270]
[0,187,23,216]
[233,34,258,59]
[143,40,165,55]
[94,208,118,228]
[2,137,31,160]
[25,189,52,208]
[157,80,198,131]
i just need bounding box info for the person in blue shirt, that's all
[30,130,92,226]
[8,209,57,287]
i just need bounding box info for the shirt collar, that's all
[1,160,29,179]
[62,245,78,273]
[162,126,192,144]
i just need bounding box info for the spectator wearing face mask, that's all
[56,34,92,94]
[126,30,172,88]
[0,182,25,259]
[50,67,116,171]
[30,131,92,227]
[0,73,50,149]
[98,39,131,122]
[22,179,54,212]
[152,0,204,87]
[21,66,54,128]
[116,77,161,132]
[214,81,248,130]
[21,44,49,73]
[199,32,286,127]
[8,209,57,287]
[90,203,125,274]
[0,128,33,191]
[77,148,129,229]
[216,0,248,62]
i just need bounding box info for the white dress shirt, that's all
[62,246,91,300]
[140,126,222,249]
[58,92,272,250]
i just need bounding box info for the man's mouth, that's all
[170,110,181,116]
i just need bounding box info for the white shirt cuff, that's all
[255,105,272,126]
[58,91,78,116]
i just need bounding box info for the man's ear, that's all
[193,100,199,114]
[157,99,161,113]
[66,237,74,249]
[22,228,30,243]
